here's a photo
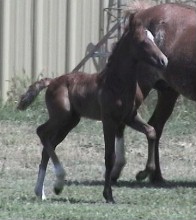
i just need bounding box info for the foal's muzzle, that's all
[158,54,168,69]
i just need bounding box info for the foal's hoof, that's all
[103,190,115,204]
[54,178,65,195]
[34,187,47,200]
[106,198,116,204]
[136,170,148,182]
[149,173,165,185]
[54,182,64,195]
[35,192,47,201]
[54,187,63,195]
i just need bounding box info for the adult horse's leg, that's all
[125,113,157,181]
[102,117,116,203]
[109,85,179,184]
[111,123,126,183]
[35,115,80,199]
[147,89,179,183]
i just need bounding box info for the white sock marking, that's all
[35,168,46,200]
[115,137,126,165]
[54,164,65,192]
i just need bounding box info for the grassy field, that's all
[0,97,196,220]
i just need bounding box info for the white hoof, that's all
[35,185,47,200]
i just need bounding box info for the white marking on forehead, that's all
[145,29,155,44]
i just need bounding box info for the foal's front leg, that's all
[111,124,126,183]
[102,117,116,203]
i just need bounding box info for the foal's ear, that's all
[129,14,143,31]
[128,13,135,29]
[128,14,145,40]
[124,12,141,33]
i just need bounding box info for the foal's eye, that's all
[139,40,148,49]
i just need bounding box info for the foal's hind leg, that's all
[34,146,49,200]
[124,112,156,181]
[35,121,65,199]
[35,115,80,198]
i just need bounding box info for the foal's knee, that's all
[37,125,43,137]
[36,124,47,140]
[146,125,156,140]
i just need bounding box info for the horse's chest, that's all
[113,95,134,119]
[100,87,135,121]
[164,67,196,101]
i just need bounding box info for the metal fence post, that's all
[31,0,43,82]
[0,0,11,102]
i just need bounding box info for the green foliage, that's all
[139,91,196,136]
[0,73,48,124]
[7,72,31,103]
[0,97,48,124]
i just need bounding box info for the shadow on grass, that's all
[17,194,101,204]
[64,179,196,189]
[50,197,101,204]
[17,180,195,205]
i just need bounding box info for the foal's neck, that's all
[102,39,136,91]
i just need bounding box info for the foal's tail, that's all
[17,78,52,110]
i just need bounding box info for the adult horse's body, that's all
[18,14,167,203]
[111,2,196,183]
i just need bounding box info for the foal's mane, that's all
[99,30,129,79]
[107,32,128,67]
[99,0,155,80]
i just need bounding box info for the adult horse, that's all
[17,14,167,203]
[111,2,196,184]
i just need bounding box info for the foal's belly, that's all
[71,92,102,121]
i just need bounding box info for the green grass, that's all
[0,95,48,124]
[0,96,196,220]
[0,177,195,220]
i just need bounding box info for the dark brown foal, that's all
[17,14,167,203]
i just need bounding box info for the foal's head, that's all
[127,13,168,69]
